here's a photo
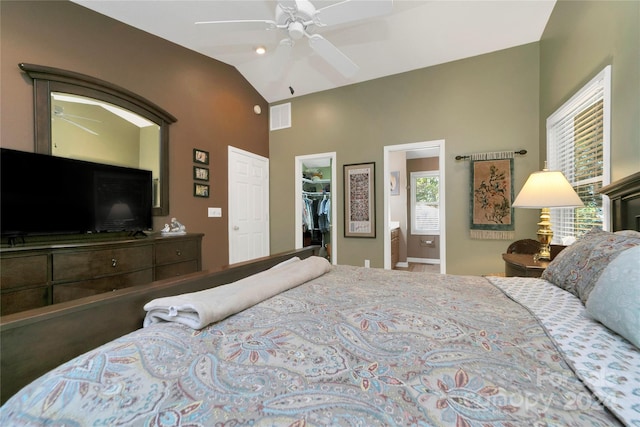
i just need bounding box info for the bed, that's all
[1,172,639,426]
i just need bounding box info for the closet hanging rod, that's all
[455,149,527,161]
[303,191,330,197]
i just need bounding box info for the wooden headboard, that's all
[600,171,640,232]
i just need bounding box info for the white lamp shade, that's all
[513,170,584,208]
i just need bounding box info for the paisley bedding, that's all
[0,265,629,426]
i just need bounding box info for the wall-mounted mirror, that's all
[19,63,176,216]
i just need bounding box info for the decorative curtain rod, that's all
[455,149,527,161]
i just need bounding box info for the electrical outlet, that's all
[364,259,370,268]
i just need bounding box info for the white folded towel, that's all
[143,256,331,329]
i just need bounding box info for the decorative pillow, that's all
[586,245,640,348]
[541,227,640,303]
[615,229,640,238]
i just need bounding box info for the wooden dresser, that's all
[0,233,203,315]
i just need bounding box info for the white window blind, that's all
[546,66,610,242]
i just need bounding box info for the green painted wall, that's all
[540,0,640,182]
[270,0,640,274]
[270,43,542,275]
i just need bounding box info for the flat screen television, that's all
[1,148,153,238]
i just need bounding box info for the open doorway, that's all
[295,152,337,264]
[383,140,445,272]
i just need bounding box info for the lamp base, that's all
[535,207,553,261]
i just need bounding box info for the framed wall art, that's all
[344,162,375,238]
[194,183,210,198]
[390,171,400,196]
[193,148,209,165]
[193,166,209,181]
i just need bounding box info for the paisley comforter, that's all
[1,265,630,426]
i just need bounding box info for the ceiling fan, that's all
[196,0,393,78]
[53,105,100,136]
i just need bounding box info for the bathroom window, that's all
[411,171,439,235]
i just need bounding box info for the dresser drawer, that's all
[155,260,199,280]
[1,286,50,315]
[505,263,544,278]
[1,254,49,290]
[53,268,154,303]
[53,245,153,281]
[155,239,198,265]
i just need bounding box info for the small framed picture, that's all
[193,148,209,164]
[390,171,400,196]
[194,183,209,198]
[193,166,209,181]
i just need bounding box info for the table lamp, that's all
[512,167,584,261]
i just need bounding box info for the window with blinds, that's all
[546,66,611,243]
[410,172,439,235]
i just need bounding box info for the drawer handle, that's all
[111,258,118,267]
[176,250,182,257]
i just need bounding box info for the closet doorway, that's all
[295,152,337,264]
[383,140,445,272]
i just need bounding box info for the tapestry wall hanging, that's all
[469,152,515,240]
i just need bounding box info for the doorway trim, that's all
[295,152,337,264]
[383,140,446,272]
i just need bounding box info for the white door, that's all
[228,146,269,264]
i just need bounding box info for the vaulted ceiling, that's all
[72,0,556,103]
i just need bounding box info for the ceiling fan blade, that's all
[58,116,99,136]
[195,19,278,31]
[307,34,359,78]
[278,0,299,13]
[268,38,294,82]
[62,112,101,123]
[314,0,393,27]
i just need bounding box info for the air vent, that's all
[270,103,291,131]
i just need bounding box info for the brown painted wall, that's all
[0,0,270,271]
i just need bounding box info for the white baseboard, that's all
[395,261,409,268]
[407,257,440,265]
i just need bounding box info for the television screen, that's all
[1,148,152,238]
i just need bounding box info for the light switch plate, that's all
[208,207,222,217]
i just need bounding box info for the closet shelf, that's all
[303,177,331,184]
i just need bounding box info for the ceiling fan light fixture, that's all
[288,21,305,40]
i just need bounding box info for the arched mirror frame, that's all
[19,63,177,216]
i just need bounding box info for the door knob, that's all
[233,226,240,230]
